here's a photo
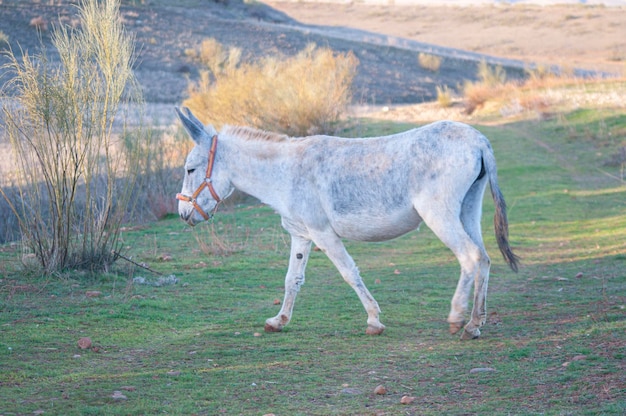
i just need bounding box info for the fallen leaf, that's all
[273,299,281,305]
[85,291,101,298]
[400,395,416,404]
[77,337,92,350]
[375,279,382,284]
[158,253,173,261]
[393,269,401,275]
[120,386,136,391]
[167,370,181,376]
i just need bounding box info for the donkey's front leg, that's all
[265,235,312,333]
[313,231,385,335]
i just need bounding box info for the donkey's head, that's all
[176,107,232,226]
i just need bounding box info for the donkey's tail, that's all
[483,146,520,272]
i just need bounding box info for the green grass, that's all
[1,110,625,415]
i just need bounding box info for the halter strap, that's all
[176,135,221,220]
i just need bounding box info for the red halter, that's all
[176,135,221,220]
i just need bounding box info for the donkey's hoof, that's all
[460,327,480,340]
[264,322,283,332]
[449,321,465,335]
[366,323,385,335]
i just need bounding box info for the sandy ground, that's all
[267,1,626,75]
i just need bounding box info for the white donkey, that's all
[176,107,519,340]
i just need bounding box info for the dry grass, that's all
[460,60,626,118]
[184,40,358,136]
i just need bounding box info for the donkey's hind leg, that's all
[265,235,312,332]
[416,199,490,340]
[458,177,491,340]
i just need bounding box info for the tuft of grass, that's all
[183,40,358,136]
[435,85,454,108]
[418,52,442,72]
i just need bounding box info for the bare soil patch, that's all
[268,1,626,75]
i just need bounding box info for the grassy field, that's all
[1,108,625,415]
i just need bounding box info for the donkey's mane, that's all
[224,126,290,143]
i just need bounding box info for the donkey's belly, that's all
[330,208,422,242]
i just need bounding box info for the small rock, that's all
[572,355,587,361]
[111,391,127,400]
[470,367,496,374]
[77,337,92,350]
[575,272,583,278]
[375,279,382,284]
[85,291,101,298]
[273,299,281,305]
[120,386,136,391]
[253,332,262,337]
[341,387,362,395]
[374,385,387,395]
[167,371,181,376]
[400,395,416,404]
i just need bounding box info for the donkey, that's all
[175,107,519,340]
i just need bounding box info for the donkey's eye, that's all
[187,168,196,175]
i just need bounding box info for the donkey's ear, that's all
[175,107,212,146]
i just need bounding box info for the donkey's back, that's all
[292,121,494,243]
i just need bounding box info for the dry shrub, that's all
[462,82,506,114]
[463,61,510,114]
[418,53,442,72]
[29,16,48,31]
[0,0,151,274]
[184,40,358,136]
[477,60,507,86]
